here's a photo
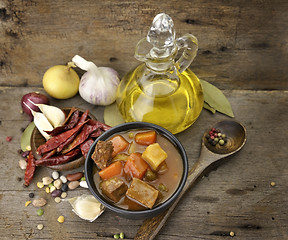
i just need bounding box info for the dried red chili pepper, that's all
[37,120,88,155]
[46,110,80,136]
[63,107,77,125]
[61,123,100,154]
[35,148,81,166]
[56,131,78,152]
[80,138,94,158]
[24,151,36,186]
[90,128,102,138]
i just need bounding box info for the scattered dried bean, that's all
[54,197,61,203]
[29,192,34,198]
[32,198,47,207]
[25,201,31,207]
[66,172,84,181]
[54,179,62,189]
[68,181,80,190]
[80,180,88,188]
[57,215,65,223]
[37,224,44,230]
[19,159,27,170]
[61,183,68,192]
[51,189,62,197]
[37,208,44,216]
[42,176,53,185]
[52,171,60,180]
[61,192,67,199]
[60,175,67,183]
[37,182,44,189]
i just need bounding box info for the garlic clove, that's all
[67,194,105,222]
[23,102,54,140]
[28,99,65,127]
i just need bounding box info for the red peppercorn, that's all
[6,136,12,142]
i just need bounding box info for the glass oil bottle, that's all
[116,13,203,134]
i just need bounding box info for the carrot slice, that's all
[135,130,157,145]
[98,161,123,180]
[124,152,149,179]
[110,135,129,157]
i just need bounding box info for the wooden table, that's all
[0,87,287,240]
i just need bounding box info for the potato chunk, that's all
[141,143,168,171]
[126,178,159,209]
[100,177,128,203]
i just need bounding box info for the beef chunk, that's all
[126,178,159,209]
[92,140,113,170]
[100,177,128,203]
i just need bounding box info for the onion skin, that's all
[21,92,50,121]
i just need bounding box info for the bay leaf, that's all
[104,102,125,127]
[203,102,216,114]
[200,79,234,118]
[21,122,35,151]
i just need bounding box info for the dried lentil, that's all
[54,197,61,203]
[230,231,235,237]
[270,181,276,187]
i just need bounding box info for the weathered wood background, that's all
[1,0,287,90]
[0,1,288,240]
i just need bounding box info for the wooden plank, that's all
[0,1,287,90]
[0,87,287,239]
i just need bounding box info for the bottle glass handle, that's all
[176,34,198,73]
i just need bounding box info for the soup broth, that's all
[93,129,183,210]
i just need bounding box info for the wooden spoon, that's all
[134,120,247,240]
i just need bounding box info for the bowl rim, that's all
[84,121,188,217]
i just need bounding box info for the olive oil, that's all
[116,13,203,134]
[117,64,203,134]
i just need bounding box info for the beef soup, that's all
[92,129,184,210]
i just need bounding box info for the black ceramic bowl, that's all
[85,122,188,219]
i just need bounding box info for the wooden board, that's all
[0,0,288,90]
[0,86,287,239]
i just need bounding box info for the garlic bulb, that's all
[67,194,105,222]
[72,55,120,106]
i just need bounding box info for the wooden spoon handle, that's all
[134,158,208,240]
